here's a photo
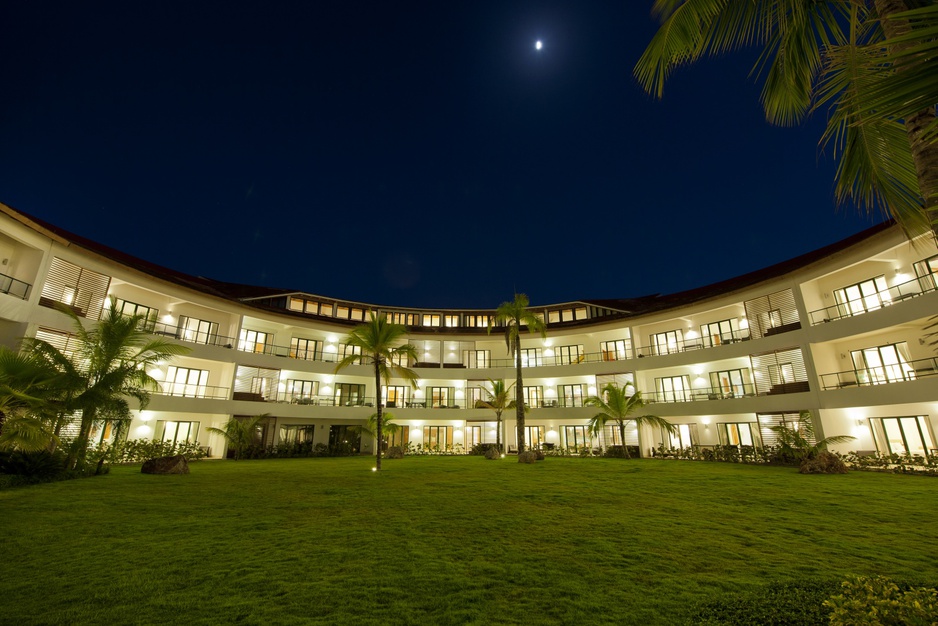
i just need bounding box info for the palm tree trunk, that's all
[68,408,96,470]
[496,411,502,452]
[619,420,630,459]
[515,334,526,454]
[875,0,938,238]
[374,359,383,471]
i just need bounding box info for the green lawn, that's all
[1,457,936,625]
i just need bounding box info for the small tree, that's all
[586,383,674,458]
[334,313,418,471]
[476,379,514,454]
[208,414,270,460]
[491,294,546,455]
[353,412,400,450]
[770,410,855,464]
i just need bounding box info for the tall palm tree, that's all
[208,414,270,460]
[585,383,674,459]
[634,1,938,239]
[476,378,514,454]
[491,294,546,455]
[334,313,417,470]
[27,303,190,470]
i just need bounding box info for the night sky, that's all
[1,1,881,309]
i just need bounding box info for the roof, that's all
[1,200,898,318]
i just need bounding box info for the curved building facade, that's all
[1,201,936,458]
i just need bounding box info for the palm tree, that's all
[352,412,400,450]
[585,383,675,458]
[491,294,546,455]
[634,1,938,239]
[770,410,856,463]
[26,303,190,470]
[0,347,65,452]
[476,378,514,454]
[208,414,270,460]
[334,313,418,470]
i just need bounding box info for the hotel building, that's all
[1,201,936,459]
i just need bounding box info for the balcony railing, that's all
[0,272,31,300]
[643,384,759,404]
[153,384,231,400]
[148,320,237,348]
[634,330,751,358]
[819,357,938,390]
[809,276,938,325]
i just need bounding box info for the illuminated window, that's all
[238,329,270,354]
[164,366,209,398]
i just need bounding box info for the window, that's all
[851,343,915,385]
[564,425,591,450]
[708,369,752,399]
[463,350,490,368]
[338,343,362,359]
[423,426,453,449]
[465,385,483,409]
[290,337,319,361]
[464,314,491,328]
[422,314,440,327]
[601,339,630,361]
[557,384,585,407]
[768,362,795,385]
[239,329,270,354]
[553,345,583,365]
[720,422,755,446]
[285,379,319,403]
[279,425,316,445]
[384,386,408,408]
[164,366,209,398]
[525,426,545,449]
[113,298,158,328]
[547,310,561,324]
[334,383,366,406]
[289,297,305,312]
[177,316,219,345]
[443,314,460,327]
[350,308,365,321]
[575,307,588,321]
[914,254,938,291]
[522,386,542,408]
[519,348,542,367]
[385,425,410,449]
[465,425,482,448]
[834,276,890,317]
[651,330,683,355]
[335,305,349,319]
[427,386,456,408]
[388,312,418,326]
[655,375,691,402]
[700,318,743,347]
[158,420,200,446]
[870,416,935,456]
[668,424,697,449]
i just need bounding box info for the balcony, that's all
[819,357,938,390]
[809,275,937,325]
[634,330,751,358]
[643,383,759,404]
[152,384,231,400]
[0,272,31,300]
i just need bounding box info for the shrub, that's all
[800,450,848,474]
[824,576,938,625]
[0,450,66,478]
[469,443,500,456]
[687,579,841,625]
[105,439,207,464]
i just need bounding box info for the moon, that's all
[535,40,542,50]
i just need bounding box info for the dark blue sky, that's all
[0,1,879,308]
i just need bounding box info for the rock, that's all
[800,450,848,474]
[535,450,545,461]
[141,455,189,475]
[385,446,405,459]
[518,451,537,464]
[484,447,501,460]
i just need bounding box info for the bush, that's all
[603,445,640,458]
[469,443,500,456]
[0,450,66,478]
[801,450,848,474]
[687,579,841,625]
[105,439,207,464]
[824,576,938,625]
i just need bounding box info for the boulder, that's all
[484,447,501,460]
[535,450,545,461]
[518,451,537,464]
[141,454,189,475]
[800,450,848,474]
[385,446,405,459]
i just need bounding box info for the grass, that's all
[1,457,936,625]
